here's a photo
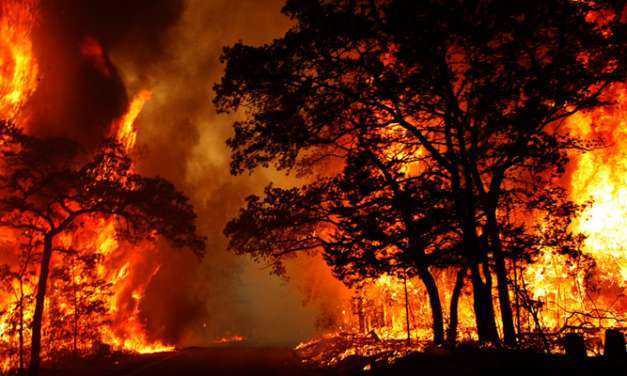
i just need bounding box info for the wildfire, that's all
[522,83,627,337]
[113,89,152,151]
[569,85,626,281]
[96,89,174,355]
[316,84,627,357]
[0,0,625,372]
[0,0,38,121]
[0,3,167,364]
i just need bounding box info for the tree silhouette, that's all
[215,0,624,345]
[225,164,457,344]
[0,231,38,376]
[0,121,206,376]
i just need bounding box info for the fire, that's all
[522,84,626,340]
[299,87,627,357]
[90,89,174,354]
[0,0,38,121]
[210,335,245,345]
[0,14,167,366]
[569,84,626,281]
[113,89,152,150]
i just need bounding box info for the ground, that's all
[38,346,625,376]
[40,346,328,376]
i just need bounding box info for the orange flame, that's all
[0,0,38,121]
[114,89,152,151]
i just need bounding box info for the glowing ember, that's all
[210,335,245,345]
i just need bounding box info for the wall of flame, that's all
[0,0,624,371]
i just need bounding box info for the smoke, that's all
[26,0,185,147]
[22,0,347,345]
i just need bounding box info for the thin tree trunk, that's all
[446,267,465,348]
[72,257,79,358]
[512,259,522,336]
[417,268,444,346]
[356,295,366,334]
[73,287,78,358]
[519,274,550,353]
[403,273,411,346]
[29,234,53,376]
[19,279,25,376]
[486,207,517,346]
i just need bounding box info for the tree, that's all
[47,250,112,358]
[0,121,206,376]
[0,231,38,376]
[225,159,458,344]
[215,0,624,345]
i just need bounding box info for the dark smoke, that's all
[25,0,347,346]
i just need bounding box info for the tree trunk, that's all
[73,290,78,358]
[469,261,500,345]
[403,273,411,346]
[446,267,465,348]
[417,267,444,346]
[452,172,499,345]
[486,207,517,346]
[72,258,79,358]
[29,234,53,376]
[19,280,25,376]
[463,218,500,345]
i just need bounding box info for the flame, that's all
[0,0,38,121]
[569,85,626,280]
[95,89,172,354]
[299,87,627,359]
[210,335,245,345]
[113,89,152,151]
[523,84,627,338]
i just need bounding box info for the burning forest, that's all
[0,0,625,375]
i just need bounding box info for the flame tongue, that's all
[114,89,152,151]
[97,89,176,354]
[0,0,38,121]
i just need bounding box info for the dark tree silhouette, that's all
[215,0,624,345]
[225,157,459,344]
[0,121,206,376]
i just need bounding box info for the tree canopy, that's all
[215,0,625,346]
[0,121,206,375]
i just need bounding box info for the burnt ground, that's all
[39,346,330,376]
[38,346,625,376]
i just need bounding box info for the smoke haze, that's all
[23,0,348,346]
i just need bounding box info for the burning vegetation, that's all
[0,0,625,375]
[0,1,206,374]
[216,0,626,366]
